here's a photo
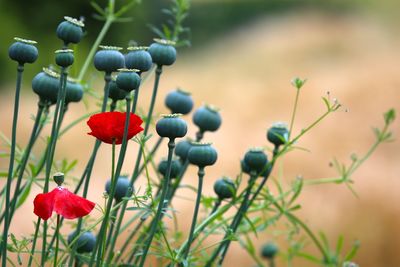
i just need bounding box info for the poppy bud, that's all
[244,148,268,174]
[56,16,84,45]
[165,88,194,115]
[55,49,74,67]
[108,77,128,102]
[125,46,153,72]
[53,172,64,186]
[105,176,131,202]
[214,177,236,200]
[32,68,60,105]
[94,46,125,73]
[188,142,218,168]
[116,69,141,92]
[8,37,38,64]
[68,231,96,253]
[65,78,83,104]
[156,114,188,139]
[193,105,222,133]
[267,122,289,147]
[158,158,182,178]
[174,139,192,161]
[261,242,278,259]
[148,39,176,66]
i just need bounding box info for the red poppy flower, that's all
[33,187,95,220]
[87,111,143,144]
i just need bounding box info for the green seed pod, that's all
[53,172,64,186]
[68,231,96,253]
[94,46,125,73]
[193,105,222,133]
[241,159,251,175]
[188,142,218,167]
[165,88,194,115]
[125,46,153,72]
[55,49,74,67]
[156,114,188,139]
[8,37,38,64]
[158,158,182,178]
[267,122,289,147]
[108,76,128,102]
[244,148,268,174]
[261,242,278,259]
[65,78,83,104]
[175,139,192,161]
[56,16,84,45]
[214,177,236,200]
[105,176,131,202]
[32,68,60,105]
[116,69,141,92]
[148,39,177,66]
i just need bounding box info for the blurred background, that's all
[0,0,399,266]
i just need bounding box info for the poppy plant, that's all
[33,187,95,220]
[87,111,143,144]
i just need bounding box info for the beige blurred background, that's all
[1,0,400,266]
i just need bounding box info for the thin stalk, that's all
[183,167,205,261]
[137,139,175,267]
[1,64,24,265]
[27,218,41,267]
[53,215,61,267]
[209,199,221,216]
[288,88,301,140]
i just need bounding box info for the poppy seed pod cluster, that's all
[267,122,289,148]
[8,37,38,65]
[94,46,125,74]
[214,177,236,200]
[165,89,194,115]
[68,231,96,253]
[156,114,188,139]
[158,158,182,178]
[148,39,177,66]
[105,176,131,202]
[188,142,218,168]
[125,46,153,73]
[56,16,84,45]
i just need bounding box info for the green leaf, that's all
[344,240,360,261]
[90,1,106,16]
[336,235,344,256]
[16,180,33,208]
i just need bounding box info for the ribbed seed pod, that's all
[125,46,153,72]
[56,16,84,45]
[94,46,125,73]
[193,105,222,133]
[108,77,128,102]
[214,177,236,200]
[267,122,289,147]
[32,68,60,104]
[156,114,188,139]
[68,231,96,253]
[65,78,83,104]
[174,139,192,161]
[55,49,74,67]
[148,39,177,66]
[8,37,38,64]
[261,242,279,259]
[105,176,131,202]
[188,142,218,167]
[116,69,141,92]
[243,148,268,174]
[158,158,182,178]
[165,88,194,115]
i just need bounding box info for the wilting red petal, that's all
[53,188,95,219]
[87,112,143,144]
[33,189,58,220]
[33,187,95,220]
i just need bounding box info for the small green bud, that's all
[53,172,64,186]
[261,242,278,259]
[291,77,307,90]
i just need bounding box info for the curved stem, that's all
[183,167,204,261]
[53,215,61,267]
[1,64,24,265]
[137,139,175,267]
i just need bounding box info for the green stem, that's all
[53,215,61,267]
[27,218,41,267]
[288,88,301,140]
[1,64,24,265]
[183,167,205,261]
[137,139,175,267]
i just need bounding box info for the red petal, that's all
[53,188,95,219]
[33,189,58,220]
